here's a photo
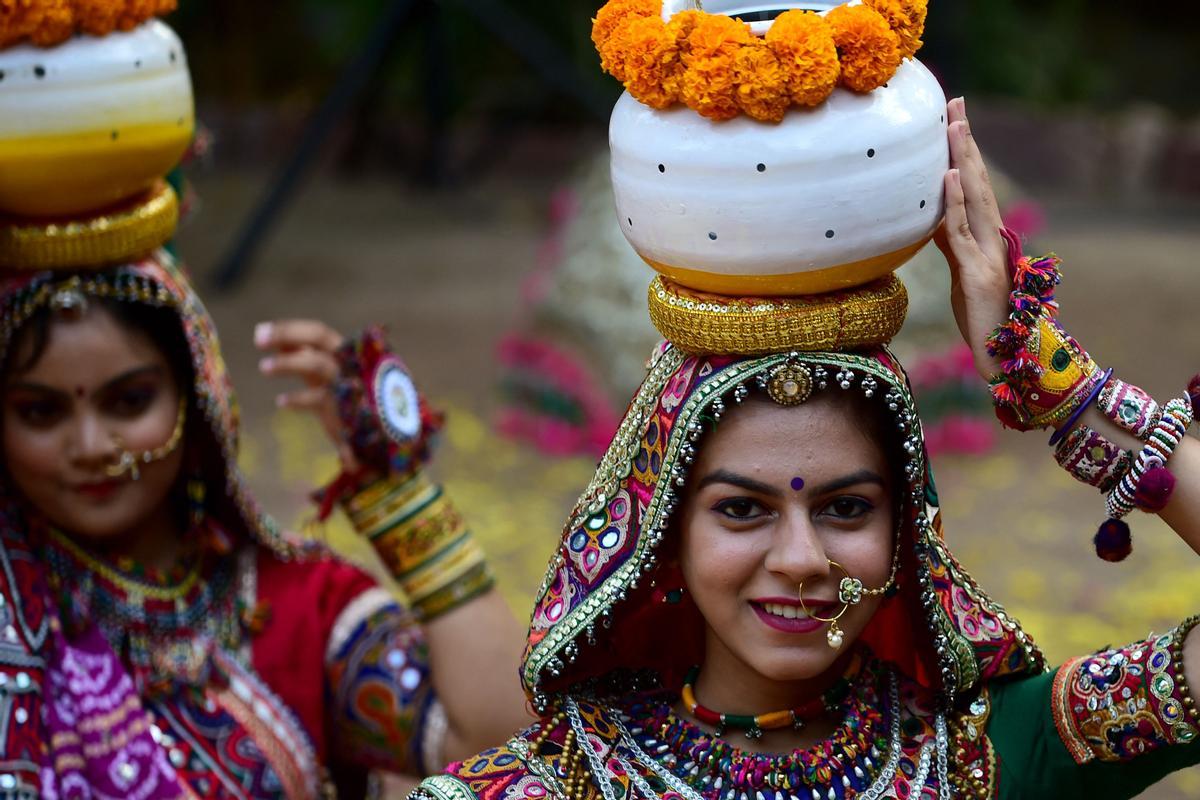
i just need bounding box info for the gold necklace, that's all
[47,527,202,603]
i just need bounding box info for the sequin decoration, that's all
[1052,629,1200,764]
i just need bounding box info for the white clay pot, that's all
[612,3,948,296]
[0,21,194,218]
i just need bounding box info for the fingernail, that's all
[258,357,274,372]
[254,322,272,347]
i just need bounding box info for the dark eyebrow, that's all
[696,470,782,497]
[6,365,163,398]
[810,470,886,496]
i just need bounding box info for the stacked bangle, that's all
[1094,395,1194,562]
[347,472,495,621]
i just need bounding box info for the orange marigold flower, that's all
[592,0,658,77]
[1,0,73,48]
[662,9,703,98]
[765,9,839,107]
[826,3,901,93]
[595,0,660,83]
[733,38,788,123]
[680,13,751,121]
[622,15,681,109]
[863,0,927,59]
[117,0,166,31]
[73,0,122,36]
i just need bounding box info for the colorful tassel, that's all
[1094,519,1133,563]
[988,380,1019,406]
[1134,466,1177,513]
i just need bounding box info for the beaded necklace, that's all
[680,656,858,739]
[616,658,894,799]
[42,523,248,695]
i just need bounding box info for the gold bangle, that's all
[647,274,909,356]
[0,180,178,270]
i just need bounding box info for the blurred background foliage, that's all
[174,0,1200,121]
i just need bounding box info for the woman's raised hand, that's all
[934,97,1011,382]
[254,319,359,470]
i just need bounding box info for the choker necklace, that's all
[680,653,862,739]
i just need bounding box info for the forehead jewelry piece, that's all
[49,280,89,320]
[767,357,813,407]
[106,398,187,481]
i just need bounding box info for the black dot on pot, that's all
[709,232,718,241]
[883,83,889,89]
[0,70,6,82]
[658,164,665,173]
[134,59,142,68]
[867,148,876,158]
[825,230,836,239]
[920,199,927,209]
[33,65,46,79]
[941,114,945,123]
[627,217,633,227]
[756,163,766,172]
[170,51,177,63]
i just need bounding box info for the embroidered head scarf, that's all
[521,343,1045,712]
[0,250,307,797]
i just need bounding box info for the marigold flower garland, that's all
[0,0,177,49]
[592,0,927,122]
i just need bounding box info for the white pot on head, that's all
[612,1,947,297]
[0,21,194,218]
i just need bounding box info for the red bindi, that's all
[75,386,85,398]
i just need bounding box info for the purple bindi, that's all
[790,477,805,491]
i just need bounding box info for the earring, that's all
[187,473,206,530]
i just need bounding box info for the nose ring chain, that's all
[105,398,187,481]
[798,543,901,650]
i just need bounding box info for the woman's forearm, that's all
[425,591,531,761]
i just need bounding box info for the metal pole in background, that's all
[213,0,421,289]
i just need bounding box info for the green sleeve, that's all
[989,670,1200,800]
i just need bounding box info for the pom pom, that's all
[1188,374,1200,418]
[1094,519,1132,563]
[825,4,901,93]
[1134,466,1176,513]
[766,10,840,107]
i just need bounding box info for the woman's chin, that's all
[744,644,849,684]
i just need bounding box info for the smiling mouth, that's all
[759,602,811,620]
